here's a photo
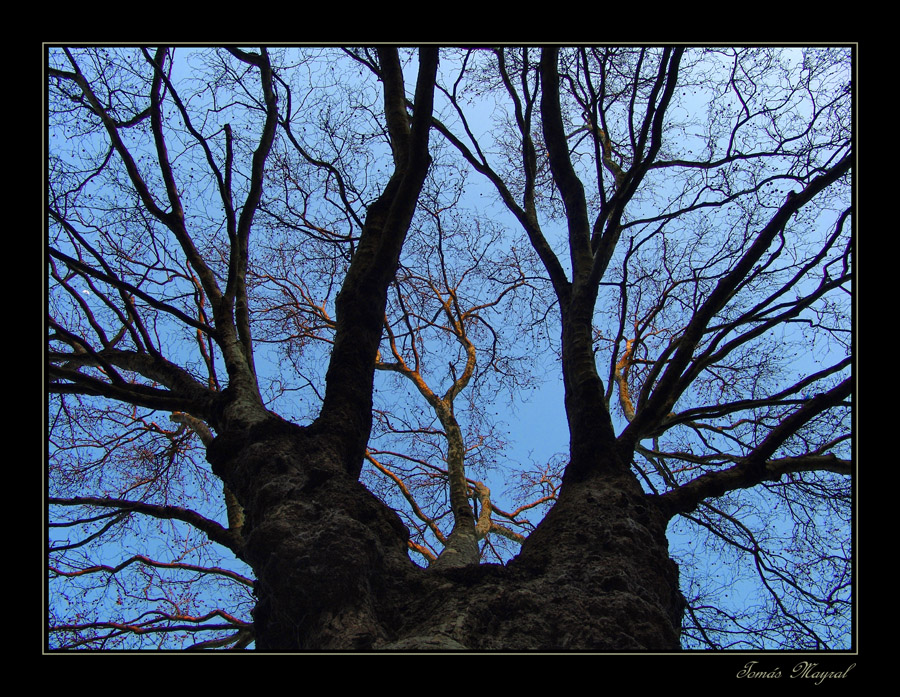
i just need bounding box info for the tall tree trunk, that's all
[209,44,684,652]
[201,47,440,651]
[493,302,684,650]
[206,410,416,649]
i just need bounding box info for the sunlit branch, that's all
[49,554,254,587]
[365,450,448,547]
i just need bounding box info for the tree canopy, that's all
[47,45,853,651]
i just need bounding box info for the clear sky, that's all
[48,46,851,650]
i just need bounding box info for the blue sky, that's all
[48,46,851,650]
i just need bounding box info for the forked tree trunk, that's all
[205,296,685,651]
[206,412,683,650]
[204,44,684,652]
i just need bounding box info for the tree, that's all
[47,45,853,651]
